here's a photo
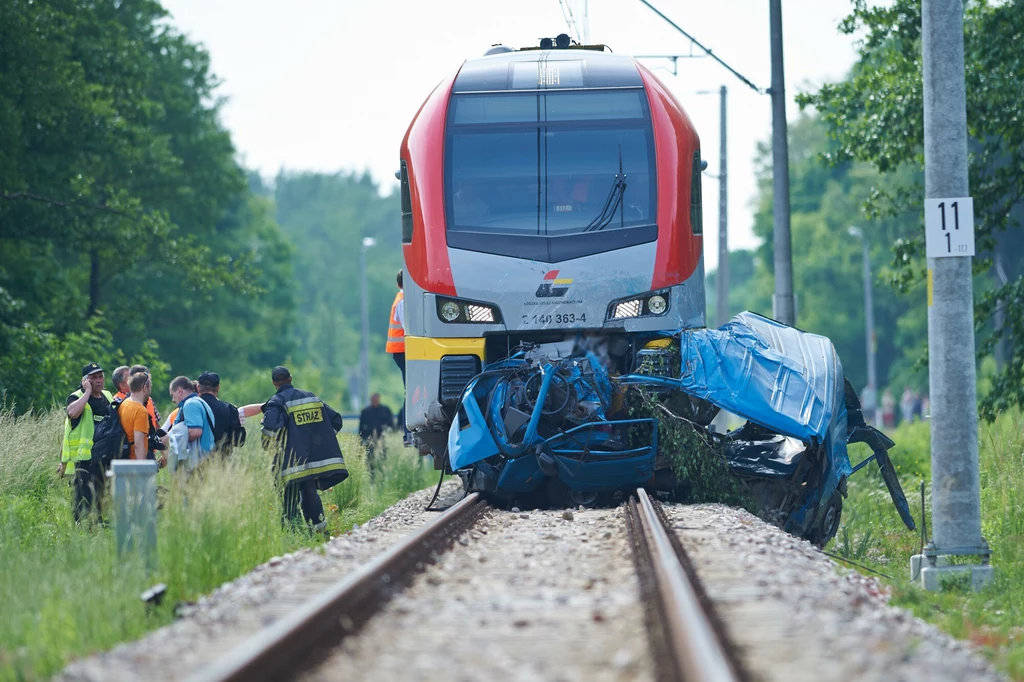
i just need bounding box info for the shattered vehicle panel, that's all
[448,311,915,545]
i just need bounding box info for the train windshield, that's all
[446,89,656,237]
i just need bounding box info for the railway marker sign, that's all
[924,197,975,258]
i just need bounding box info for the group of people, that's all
[58,269,408,532]
[861,383,930,429]
[60,363,348,533]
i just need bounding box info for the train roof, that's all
[453,49,642,94]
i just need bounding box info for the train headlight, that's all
[647,295,667,315]
[440,301,462,322]
[607,291,671,320]
[437,297,503,324]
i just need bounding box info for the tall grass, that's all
[836,412,1024,679]
[0,410,438,681]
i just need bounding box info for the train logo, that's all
[535,270,573,298]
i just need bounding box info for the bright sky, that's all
[160,0,865,270]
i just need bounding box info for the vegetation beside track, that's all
[0,409,434,681]
[836,411,1024,680]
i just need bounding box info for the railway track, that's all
[626,488,746,682]
[190,488,742,682]
[189,492,488,682]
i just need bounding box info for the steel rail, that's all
[189,492,487,682]
[633,488,740,682]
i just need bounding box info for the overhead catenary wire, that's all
[637,0,764,95]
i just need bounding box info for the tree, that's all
[0,0,296,411]
[271,172,405,412]
[720,114,929,396]
[796,0,1024,419]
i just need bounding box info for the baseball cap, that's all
[197,371,220,387]
[271,366,291,382]
[82,363,104,377]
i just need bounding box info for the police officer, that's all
[261,366,348,532]
[61,362,113,523]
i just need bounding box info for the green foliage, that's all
[0,410,434,680]
[713,113,931,396]
[628,389,749,506]
[0,0,297,412]
[837,413,1024,679]
[797,0,1024,419]
[270,172,405,413]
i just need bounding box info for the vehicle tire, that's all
[808,489,843,547]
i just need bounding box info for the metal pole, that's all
[716,85,729,328]
[917,0,990,589]
[859,234,878,425]
[994,249,1008,373]
[769,0,795,326]
[359,243,371,409]
[583,0,590,44]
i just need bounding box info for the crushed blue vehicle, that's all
[447,312,915,546]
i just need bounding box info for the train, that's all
[397,35,914,545]
[399,36,703,455]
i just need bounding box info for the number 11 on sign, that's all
[924,197,975,258]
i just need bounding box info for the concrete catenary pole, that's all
[919,0,990,588]
[359,237,375,408]
[861,235,877,424]
[768,0,795,326]
[716,85,729,328]
[850,227,878,423]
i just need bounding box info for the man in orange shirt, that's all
[119,372,166,467]
[118,365,161,431]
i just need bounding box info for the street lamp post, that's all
[848,227,877,425]
[359,236,376,409]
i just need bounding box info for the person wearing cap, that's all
[61,363,114,522]
[197,371,246,454]
[261,366,348,533]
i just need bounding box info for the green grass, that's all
[836,412,1024,679]
[0,409,437,681]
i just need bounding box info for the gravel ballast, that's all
[58,488,1007,682]
[301,506,653,682]
[664,503,1004,682]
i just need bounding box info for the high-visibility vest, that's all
[61,389,114,463]
[386,290,405,353]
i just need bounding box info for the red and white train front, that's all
[397,42,705,457]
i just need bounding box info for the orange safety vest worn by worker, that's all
[386,291,405,353]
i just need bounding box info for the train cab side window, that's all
[690,151,703,235]
[400,161,413,243]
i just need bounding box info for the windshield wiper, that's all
[584,146,627,233]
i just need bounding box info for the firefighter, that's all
[260,366,348,533]
[386,269,409,443]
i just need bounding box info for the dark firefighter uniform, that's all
[262,381,349,530]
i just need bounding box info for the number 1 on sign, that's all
[937,201,960,239]
[925,197,974,259]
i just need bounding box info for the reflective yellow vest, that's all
[61,389,114,463]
